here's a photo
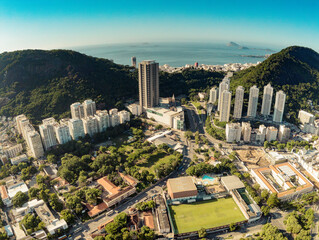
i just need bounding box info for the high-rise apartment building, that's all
[241,122,252,142]
[278,125,291,143]
[233,86,244,119]
[83,116,99,136]
[209,87,218,104]
[256,125,267,143]
[219,90,231,122]
[27,131,44,159]
[39,118,58,150]
[273,90,286,123]
[266,126,278,142]
[83,99,96,118]
[68,119,85,140]
[54,123,71,145]
[298,110,315,125]
[138,60,159,110]
[226,123,241,143]
[261,83,273,116]
[16,114,28,135]
[118,110,130,124]
[95,110,110,133]
[70,102,85,119]
[218,81,229,111]
[131,56,136,68]
[247,85,259,118]
[110,114,120,127]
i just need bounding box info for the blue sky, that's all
[0,0,319,52]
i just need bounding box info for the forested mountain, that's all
[230,46,319,123]
[0,49,224,124]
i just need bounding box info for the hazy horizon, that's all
[1,0,319,53]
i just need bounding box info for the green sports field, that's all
[168,198,246,234]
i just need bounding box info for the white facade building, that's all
[118,110,130,124]
[70,102,85,119]
[95,110,110,132]
[83,99,96,118]
[241,122,252,142]
[266,126,278,142]
[209,87,218,104]
[278,125,291,143]
[273,90,286,123]
[218,81,229,111]
[127,104,142,116]
[226,123,241,143]
[68,119,85,140]
[261,83,273,116]
[146,107,184,130]
[256,125,266,143]
[39,118,58,150]
[219,90,231,122]
[233,86,244,119]
[82,116,99,136]
[298,110,315,125]
[54,123,71,145]
[247,85,259,118]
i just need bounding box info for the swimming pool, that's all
[202,175,215,181]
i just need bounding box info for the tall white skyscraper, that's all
[247,85,259,118]
[39,118,57,150]
[218,81,229,111]
[70,102,85,119]
[233,86,244,119]
[138,60,159,110]
[219,90,231,122]
[273,90,286,123]
[83,99,96,118]
[261,83,273,116]
[209,86,218,104]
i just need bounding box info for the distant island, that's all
[227,41,274,52]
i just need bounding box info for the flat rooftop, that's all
[252,162,313,198]
[167,176,197,193]
[221,175,245,190]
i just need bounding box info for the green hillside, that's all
[230,46,319,123]
[0,49,224,124]
[0,50,138,123]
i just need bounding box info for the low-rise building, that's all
[296,149,319,182]
[10,154,28,165]
[167,176,198,201]
[97,174,137,208]
[3,144,23,158]
[146,107,184,130]
[0,185,11,206]
[251,162,313,200]
[7,181,28,199]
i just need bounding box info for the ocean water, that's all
[72,42,279,67]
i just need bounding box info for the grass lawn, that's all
[168,198,246,234]
[191,101,202,115]
[138,152,176,175]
